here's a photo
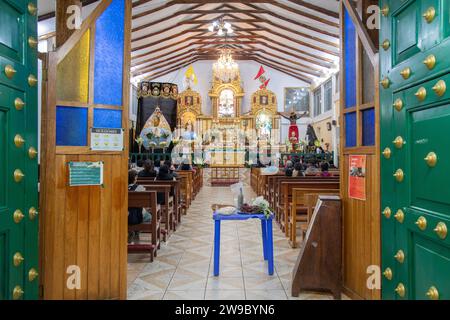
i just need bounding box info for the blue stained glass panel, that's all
[93,109,122,128]
[345,112,357,148]
[362,108,375,146]
[56,106,88,146]
[94,0,125,106]
[344,8,356,108]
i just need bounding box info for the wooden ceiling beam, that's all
[132,0,178,19]
[172,0,272,3]
[134,55,199,76]
[178,9,269,14]
[287,0,339,19]
[253,57,313,83]
[252,53,321,78]
[133,50,199,74]
[243,3,339,39]
[142,59,199,81]
[132,31,208,52]
[269,1,339,28]
[132,42,209,67]
[193,46,324,73]
[133,12,204,33]
[180,18,264,24]
[222,5,338,48]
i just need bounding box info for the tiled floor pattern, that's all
[127,186,339,300]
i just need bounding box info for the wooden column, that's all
[56,0,82,48]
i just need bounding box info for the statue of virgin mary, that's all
[139,106,173,149]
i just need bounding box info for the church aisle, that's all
[127,186,336,300]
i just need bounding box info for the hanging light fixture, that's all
[213,49,239,83]
[208,18,233,36]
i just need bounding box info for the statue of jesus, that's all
[277,109,307,152]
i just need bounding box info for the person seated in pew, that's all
[285,161,294,177]
[179,160,195,173]
[318,162,332,177]
[138,160,157,178]
[292,162,305,177]
[156,165,175,204]
[135,159,145,172]
[305,163,320,175]
[164,159,178,178]
[128,170,152,243]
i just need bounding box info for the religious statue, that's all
[181,119,196,141]
[139,106,172,150]
[277,109,307,152]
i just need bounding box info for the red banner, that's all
[348,155,366,201]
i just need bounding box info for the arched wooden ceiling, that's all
[131,0,340,84]
[38,0,340,84]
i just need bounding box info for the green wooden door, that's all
[0,0,39,300]
[380,0,450,300]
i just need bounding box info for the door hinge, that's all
[39,284,44,299]
[42,68,48,82]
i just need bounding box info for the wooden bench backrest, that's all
[280,181,340,205]
[292,188,340,207]
[128,191,157,209]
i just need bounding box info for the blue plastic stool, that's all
[213,212,274,276]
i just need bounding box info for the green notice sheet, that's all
[68,161,104,186]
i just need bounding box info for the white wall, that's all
[151,60,312,143]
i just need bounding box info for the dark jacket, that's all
[156,173,174,204]
[138,169,157,178]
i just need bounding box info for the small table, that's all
[212,211,274,276]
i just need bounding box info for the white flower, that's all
[252,196,269,208]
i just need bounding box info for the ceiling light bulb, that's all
[213,21,218,27]
[218,28,224,36]
[208,25,214,32]
[227,28,233,34]
[224,22,231,29]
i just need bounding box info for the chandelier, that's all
[208,19,233,36]
[213,49,239,83]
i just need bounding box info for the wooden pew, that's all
[289,189,339,248]
[138,178,181,228]
[127,191,160,262]
[140,185,173,237]
[267,176,339,223]
[177,171,194,207]
[279,180,340,235]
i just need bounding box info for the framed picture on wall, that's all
[284,87,310,114]
[185,96,193,106]
[260,95,269,105]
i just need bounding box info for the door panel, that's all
[381,0,450,300]
[413,235,450,300]
[394,1,420,64]
[410,104,450,213]
[0,0,38,300]
[0,1,24,63]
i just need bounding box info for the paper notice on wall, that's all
[348,155,366,201]
[90,128,124,151]
[68,161,103,187]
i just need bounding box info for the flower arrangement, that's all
[135,137,144,153]
[252,197,272,219]
[240,196,272,219]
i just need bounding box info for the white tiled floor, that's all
[127,186,341,300]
